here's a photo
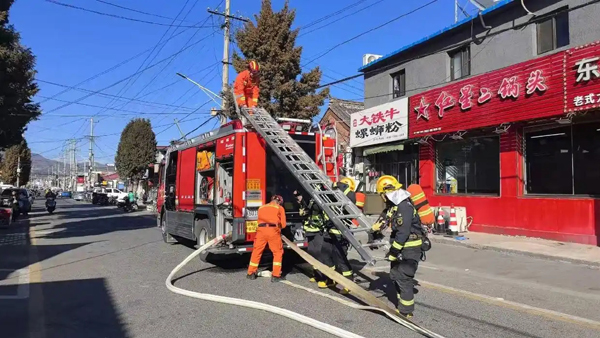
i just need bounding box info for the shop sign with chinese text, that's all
[565,42,600,113]
[350,98,408,147]
[409,52,564,137]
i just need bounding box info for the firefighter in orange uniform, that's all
[234,60,260,109]
[247,195,286,282]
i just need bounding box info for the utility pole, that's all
[88,118,96,188]
[208,1,249,125]
[16,156,21,187]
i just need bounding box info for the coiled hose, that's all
[165,234,366,338]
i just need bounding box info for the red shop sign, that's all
[565,42,600,113]
[409,53,564,137]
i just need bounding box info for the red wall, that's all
[418,129,598,245]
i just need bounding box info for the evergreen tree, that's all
[0,1,42,149]
[115,119,157,181]
[0,140,31,186]
[227,0,329,119]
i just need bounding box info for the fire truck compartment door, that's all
[165,210,194,240]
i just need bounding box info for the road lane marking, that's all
[363,266,600,331]
[28,224,46,338]
[0,268,30,299]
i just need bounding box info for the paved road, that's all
[1,199,600,338]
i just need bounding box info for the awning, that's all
[363,143,404,156]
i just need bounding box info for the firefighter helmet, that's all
[248,60,260,74]
[339,177,356,191]
[376,175,402,194]
[272,195,283,204]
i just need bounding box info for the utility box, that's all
[363,193,385,215]
[434,206,469,233]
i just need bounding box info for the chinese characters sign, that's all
[350,98,408,147]
[565,42,600,112]
[409,51,563,137]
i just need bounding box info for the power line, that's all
[93,0,194,22]
[303,0,439,66]
[45,0,217,29]
[113,7,211,115]
[93,0,198,118]
[36,96,212,117]
[299,0,388,37]
[43,34,213,114]
[299,0,368,30]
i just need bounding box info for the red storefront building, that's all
[410,42,600,245]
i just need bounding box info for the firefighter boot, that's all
[271,276,284,283]
[395,309,414,320]
[246,272,257,280]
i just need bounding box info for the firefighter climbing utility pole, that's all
[208,1,249,125]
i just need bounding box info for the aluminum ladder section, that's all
[239,106,376,265]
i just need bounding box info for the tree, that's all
[0,140,31,186]
[115,119,157,182]
[0,1,42,149]
[227,0,329,119]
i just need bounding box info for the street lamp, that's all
[176,72,227,125]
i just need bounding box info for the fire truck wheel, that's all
[160,213,174,243]
[197,228,209,247]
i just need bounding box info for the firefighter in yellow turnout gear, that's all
[294,190,327,283]
[375,175,428,319]
[318,180,356,293]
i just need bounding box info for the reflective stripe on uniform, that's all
[392,239,423,249]
[344,188,351,195]
[388,255,398,261]
[356,201,365,207]
[342,271,353,277]
[418,208,433,217]
[249,262,259,267]
[252,98,258,102]
[240,96,246,100]
[273,262,282,266]
[412,192,425,201]
[329,228,342,235]
[399,298,415,306]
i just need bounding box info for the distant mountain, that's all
[30,153,112,175]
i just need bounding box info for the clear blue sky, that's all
[11,0,477,164]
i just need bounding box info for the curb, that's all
[429,235,600,268]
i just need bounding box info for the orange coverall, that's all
[234,69,259,108]
[247,201,287,277]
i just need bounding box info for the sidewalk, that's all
[429,232,600,267]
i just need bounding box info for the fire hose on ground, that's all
[166,234,446,338]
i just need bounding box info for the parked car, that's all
[73,192,85,201]
[60,191,72,198]
[105,188,128,201]
[0,188,32,215]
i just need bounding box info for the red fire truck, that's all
[156,118,339,260]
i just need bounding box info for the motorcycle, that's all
[46,198,56,214]
[117,197,138,212]
[108,196,118,205]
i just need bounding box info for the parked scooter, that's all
[46,197,56,214]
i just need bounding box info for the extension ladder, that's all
[238,106,376,266]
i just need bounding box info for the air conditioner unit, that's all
[363,54,382,66]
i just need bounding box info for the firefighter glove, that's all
[299,208,307,216]
[372,221,382,232]
[386,247,401,261]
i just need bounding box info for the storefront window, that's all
[364,144,419,191]
[435,136,500,195]
[525,121,600,195]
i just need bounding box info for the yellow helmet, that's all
[339,177,356,192]
[376,175,402,194]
